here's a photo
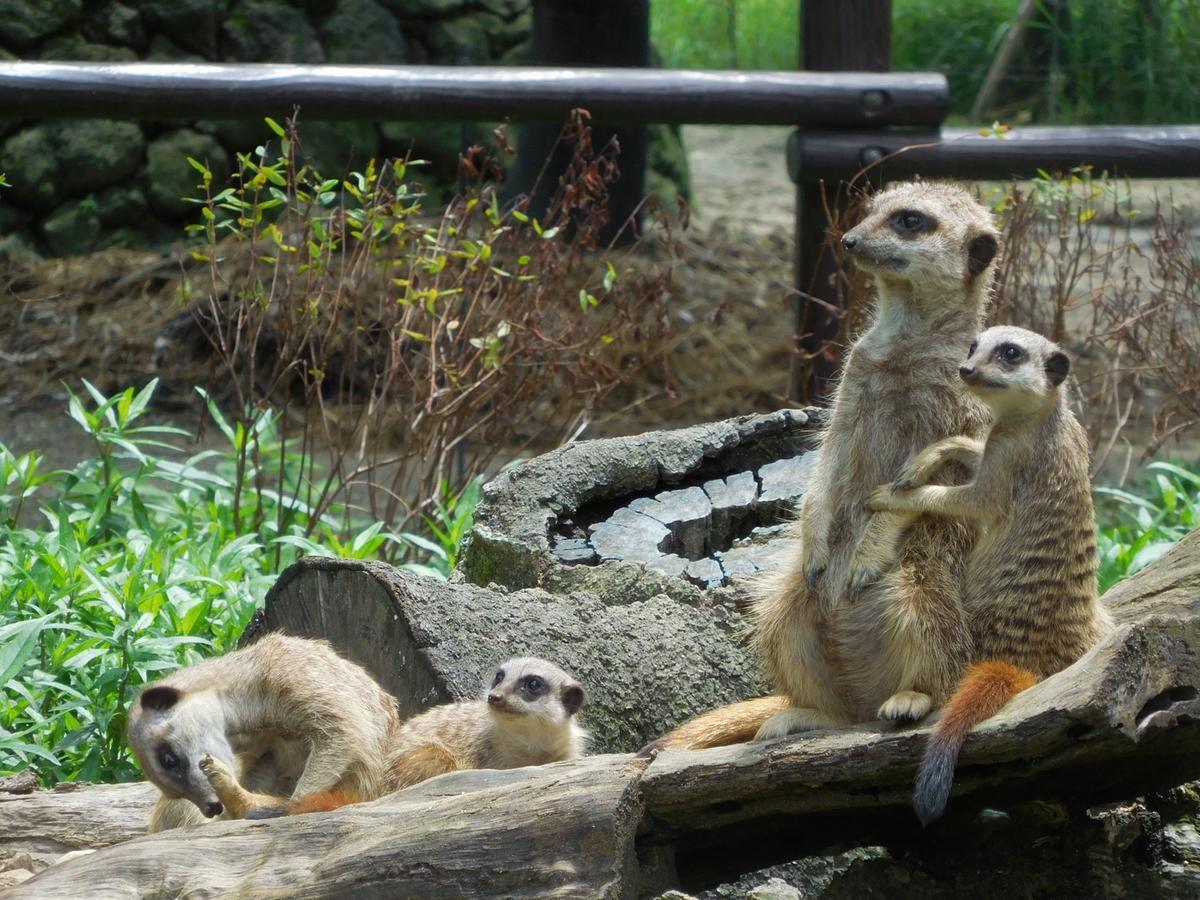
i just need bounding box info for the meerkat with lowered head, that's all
[127,633,401,830]
[198,656,587,816]
[646,182,998,751]
[865,325,1112,823]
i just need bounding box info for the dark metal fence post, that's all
[790,0,893,402]
[510,0,650,243]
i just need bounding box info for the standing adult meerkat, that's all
[865,325,1112,823]
[198,656,587,816]
[127,633,401,830]
[645,182,999,751]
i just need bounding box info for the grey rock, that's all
[319,0,406,64]
[0,126,64,211]
[92,184,148,227]
[697,848,890,900]
[222,0,325,63]
[717,540,794,581]
[0,230,41,265]
[255,557,767,752]
[56,121,145,194]
[144,130,231,219]
[1163,822,1200,864]
[39,36,138,62]
[423,16,490,65]
[645,554,690,579]
[141,0,228,58]
[295,120,380,177]
[0,0,81,49]
[378,0,464,14]
[82,2,147,49]
[41,198,101,256]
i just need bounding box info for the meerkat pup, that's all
[865,326,1112,823]
[127,633,401,830]
[198,656,587,816]
[646,182,998,752]
[386,657,587,789]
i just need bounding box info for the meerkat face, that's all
[484,657,585,727]
[841,182,1000,296]
[958,325,1070,418]
[127,685,235,817]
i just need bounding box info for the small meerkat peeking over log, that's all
[198,656,588,819]
[862,325,1112,823]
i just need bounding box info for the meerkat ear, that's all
[966,232,999,278]
[1045,350,1070,386]
[140,685,182,711]
[561,684,585,716]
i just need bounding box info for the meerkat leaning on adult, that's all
[199,656,588,816]
[127,633,401,830]
[645,182,998,752]
[864,325,1112,823]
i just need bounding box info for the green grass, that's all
[651,0,1200,123]
[0,381,475,785]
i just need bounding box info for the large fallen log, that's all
[9,756,647,899]
[8,533,1199,897]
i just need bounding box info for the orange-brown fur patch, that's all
[285,788,361,816]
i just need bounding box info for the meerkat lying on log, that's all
[197,656,587,818]
[127,633,400,830]
[645,182,999,752]
[863,325,1112,823]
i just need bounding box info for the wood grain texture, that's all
[11,756,646,899]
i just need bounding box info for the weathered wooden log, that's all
[244,557,767,754]
[0,781,158,881]
[8,756,647,899]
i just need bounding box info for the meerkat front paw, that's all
[846,556,882,599]
[199,753,239,794]
[865,484,899,513]
[877,690,933,724]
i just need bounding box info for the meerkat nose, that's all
[959,366,974,379]
[486,693,503,706]
[842,233,860,251]
[204,801,223,818]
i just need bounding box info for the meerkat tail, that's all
[913,660,1038,825]
[244,787,363,819]
[637,695,792,755]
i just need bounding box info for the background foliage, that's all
[651,0,1200,123]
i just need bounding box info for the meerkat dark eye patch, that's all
[966,233,999,277]
[492,669,505,688]
[157,744,182,771]
[561,685,585,716]
[1045,350,1070,386]
[522,675,546,695]
[997,344,1024,364]
[889,209,936,237]
[141,685,181,712]
[968,339,978,357]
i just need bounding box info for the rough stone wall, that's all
[0,0,536,261]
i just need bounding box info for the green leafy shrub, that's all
[1096,461,1200,593]
[0,380,467,785]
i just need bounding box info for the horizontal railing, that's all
[789,126,1200,181]
[0,62,950,126]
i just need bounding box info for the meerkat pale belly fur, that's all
[865,326,1112,822]
[127,633,401,830]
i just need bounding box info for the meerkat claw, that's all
[892,476,914,493]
